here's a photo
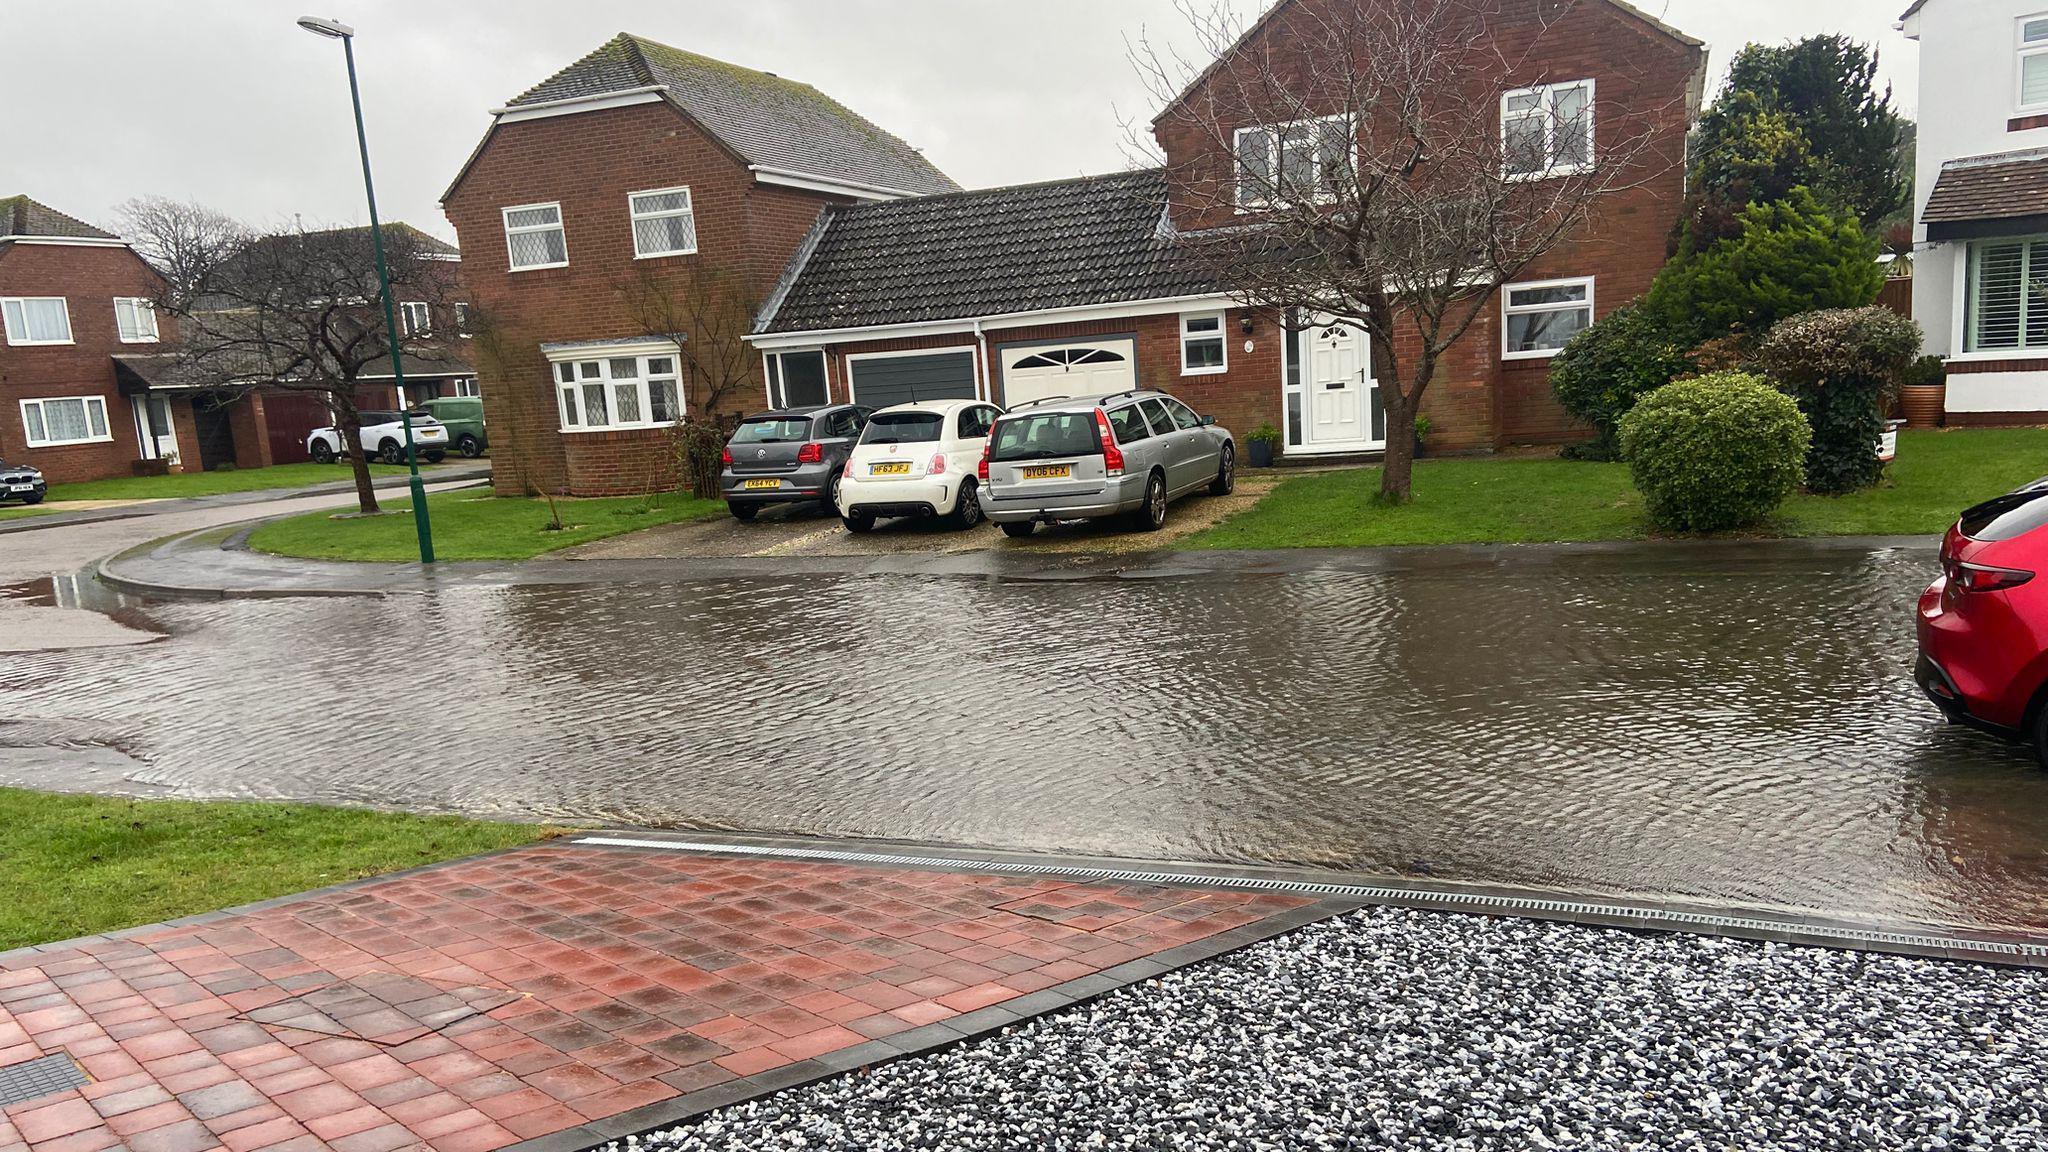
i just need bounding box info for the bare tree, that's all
[119,197,460,514]
[616,259,762,423]
[1132,0,1690,502]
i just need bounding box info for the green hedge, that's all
[1755,306,1922,494]
[1548,303,1698,460]
[1619,372,1811,532]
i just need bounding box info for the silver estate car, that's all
[979,391,1234,536]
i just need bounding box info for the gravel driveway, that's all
[613,908,2048,1151]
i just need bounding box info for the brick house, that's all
[441,33,958,497]
[0,196,197,483]
[750,0,1705,459]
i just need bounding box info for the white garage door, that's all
[1000,340,1137,408]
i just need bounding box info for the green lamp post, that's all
[298,14,435,563]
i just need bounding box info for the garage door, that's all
[847,351,978,408]
[1000,340,1137,408]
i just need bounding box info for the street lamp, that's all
[298,14,435,563]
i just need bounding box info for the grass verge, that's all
[44,461,449,503]
[0,788,551,951]
[1187,428,2048,549]
[245,489,727,562]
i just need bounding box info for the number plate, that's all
[1021,464,1072,480]
[869,462,911,476]
[7,484,29,493]
[743,478,781,491]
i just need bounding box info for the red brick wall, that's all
[0,242,171,482]
[443,101,847,496]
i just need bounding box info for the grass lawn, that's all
[1188,428,2048,550]
[0,503,57,522]
[246,489,726,562]
[0,788,551,951]
[42,461,440,503]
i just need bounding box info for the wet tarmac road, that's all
[6,540,2048,934]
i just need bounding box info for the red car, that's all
[1917,479,2048,761]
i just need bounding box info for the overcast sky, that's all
[5,0,1914,245]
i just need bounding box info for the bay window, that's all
[21,396,111,447]
[1967,238,2048,353]
[554,354,683,431]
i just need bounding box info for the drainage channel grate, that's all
[0,1053,87,1109]
[575,836,2048,962]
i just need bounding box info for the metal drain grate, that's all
[575,836,2048,962]
[0,1053,87,1108]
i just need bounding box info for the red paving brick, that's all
[0,843,1308,1151]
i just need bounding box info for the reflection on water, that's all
[7,545,2048,933]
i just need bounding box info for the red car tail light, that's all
[929,452,947,475]
[797,443,824,465]
[1094,409,1125,477]
[720,446,733,466]
[978,442,992,481]
[1957,562,2035,593]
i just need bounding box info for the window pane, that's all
[1552,84,1591,167]
[560,386,580,425]
[778,352,828,407]
[1,300,20,338]
[2026,54,2048,107]
[1973,242,2025,351]
[1108,405,1153,443]
[1279,127,1317,192]
[22,298,70,342]
[1237,129,1273,202]
[1184,337,1225,370]
[508,226,565,267]
[23,405,46,443]
[609,358,639,378]
[505,205,559,229]
[42,399,89,441]
[647,357,674,376]
[1505,91,1541,114]
[1504,113,1546,175]
[613,382,643,424]
[649,379,678,423]
[579,362,602,380]
[2028,18,2048,43]
[86,399,107,438]
[1507,306,1592,353]
[1508,283,1588,307]
[632,190,691,215]
[1184,315,1221,333]
[581,382,610,426]
[556,362,576,384]
[633,213,697,256]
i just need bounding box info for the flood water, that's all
[7,543,2048,933]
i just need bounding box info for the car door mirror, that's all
[1198,414,1217,427]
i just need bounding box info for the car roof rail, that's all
[1005,395,1071,412]
[1096,389,1147,406]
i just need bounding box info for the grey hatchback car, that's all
[722,404,871,520]
[979,391,1234,536]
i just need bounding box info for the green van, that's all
[419,397,487,458]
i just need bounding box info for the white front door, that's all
[134,394,180,463]
[1000,340,1137,408]
[1304,319,1382,450]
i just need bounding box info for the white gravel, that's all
[610,907,2048,1151]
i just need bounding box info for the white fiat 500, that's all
[836,399,1002,533]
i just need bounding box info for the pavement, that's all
[0,467,491,539]
[0,836,1317,1152]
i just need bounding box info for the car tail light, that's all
[1957,562,2035,593]
[978,441,992,481]
[928,452,946,475]
[720,446,733,465]
[1094,409,1125,477]
[797,443,824,465]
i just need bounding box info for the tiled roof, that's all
[1922,153,2048,226]
[756,169,1222,335]
[252,222,458,258]
[509,34,957,197]
[0,195,116,241]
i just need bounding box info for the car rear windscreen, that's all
[861,412,943,444]
[990,413,1101,462]
[1960,484,2048,541]
[732,418,812,444]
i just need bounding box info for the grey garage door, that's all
[848,351,977,408]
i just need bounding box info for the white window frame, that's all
[1,296,74,346]
[453,302,472,338]
[20,395,112,447]
[1180,311,1229,376]
[551,350,685,432]
[2020,16,2048,112]
[763,348,829,408]
[502,201,568,272]
[1233,115,1354,210]
[399,301,431,337]
[452,377,481,398]
[1964,236,2048,354]
[1501,276,1595,360]
[1501,79,1596,181]
[113,297,160,344]
[628,186,699,259]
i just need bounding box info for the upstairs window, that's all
[2022,17,2048,110]
[113,297,159,343]
[629,187,698,258]
[1503,277,1594,358]
[1235,116,1353,207]
[503,202,567,270]
[453,302,472,337]
[1503,80,1595,179]
[1181,311,1228,374]
[1967,238,2048,352]
[1,297,73,345]
[400,301,431,336]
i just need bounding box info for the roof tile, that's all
[1923,153,2048,226]
[0,196,117,241]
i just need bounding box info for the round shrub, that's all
[1755,306,1923,494]
[1548,303,1697,460]
[1619,372,1811,533]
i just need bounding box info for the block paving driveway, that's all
[0,841,1305,1152]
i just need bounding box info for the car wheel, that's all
[310,440,336,464]
[951,479,983,529]
[842,511,876,534]
[1131,471,1168,531]
[730,503,758,522]
[21,493,43,506]
[821,472,843,515]
[456,435,483,458]
[424,451,446,464]
[1000,521,1036,539]
[1209,443,1236,496]
[378,439,404,465]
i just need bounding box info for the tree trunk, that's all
[336,412,380,515]
[1378,387,1415,504]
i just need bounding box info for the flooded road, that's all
[7,541,2048,933]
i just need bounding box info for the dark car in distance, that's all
[0,458,47,505]
[721,404,872,520]
[1917,478,2048,763]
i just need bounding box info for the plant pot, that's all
[1900,383,1945,429]
[1414,435,1428,459]
[1248,439,1276,468]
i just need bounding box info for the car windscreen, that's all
[1960,483,2048,542]
[732,418,813,444]
[989,412,1101,462]
[861,412,943,445]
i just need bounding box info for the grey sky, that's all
[6,1,1915,245]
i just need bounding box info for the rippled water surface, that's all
[9,545,2048,932]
